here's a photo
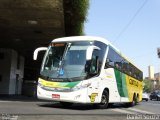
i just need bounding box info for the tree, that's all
[143,79,152,93]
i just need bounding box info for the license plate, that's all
[52,94,60,99]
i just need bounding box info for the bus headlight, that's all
[38,81,91,92]
[71,83,91,91]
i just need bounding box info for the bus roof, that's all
[52,36,119,51]
[52,36,142,71]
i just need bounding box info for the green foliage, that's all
[63,0,89,36]
[143,79,152,93]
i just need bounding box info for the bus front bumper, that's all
[37,86,89,103]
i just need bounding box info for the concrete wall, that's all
[0,49,12,94]
[0,48,24,95]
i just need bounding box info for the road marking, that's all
[111,108,135,114]
[127,108,154,114]
[111,107,155,115]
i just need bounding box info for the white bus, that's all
[34,36,143,108]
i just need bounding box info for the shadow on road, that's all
[38,102,136,110]
[0,95,46,102]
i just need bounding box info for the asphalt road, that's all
[0,96,160,120]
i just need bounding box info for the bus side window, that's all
[89,49,101,76]
[122,60,129,74]
[105,58,114,67]
[105,48,115,68]
[128,63,132,76]
[90,55,98,74]
[113,52,122,70]
[105,47,123,70]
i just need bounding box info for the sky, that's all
[84,0,160,78]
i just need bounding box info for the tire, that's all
[60,102,73,107]
[136,95,139,104]
[156,97,160,101]
[98,90,109,109]
[128,95,137,107]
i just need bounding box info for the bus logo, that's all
[129,79,138,87]
[89,93,98,103]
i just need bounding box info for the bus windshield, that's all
[40,41,92,82]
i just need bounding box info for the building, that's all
[148,65,155,80]
[146,65,160,90]
[154,72,160,81]
[0,49,24,95]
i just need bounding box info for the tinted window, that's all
[105,46,143,81]
[122,59,129,74]
[94,41,107,62]
[105,47,123,70]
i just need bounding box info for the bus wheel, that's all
[130,95,137,106]
[60,102,73,107]
[136,95,139,104]
[98,90,109,109]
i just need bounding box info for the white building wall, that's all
[148,65,154,80]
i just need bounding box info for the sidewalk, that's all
[0,95,40,102]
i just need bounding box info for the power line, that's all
[113,0,148,43]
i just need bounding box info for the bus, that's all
[34,36,143,108]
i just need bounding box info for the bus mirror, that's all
[33,47,47,60]
[85,60,91,73]
[86,46,100,60]
[90,56,99,74]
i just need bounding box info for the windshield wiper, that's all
[57,43,71,78]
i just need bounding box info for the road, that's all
[0,97,160,120]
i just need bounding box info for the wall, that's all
[0,48,24,95]
[0,49,12,94]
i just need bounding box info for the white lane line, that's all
[111,107,155,115]
[111,108,136,114]
[127,108,154,114]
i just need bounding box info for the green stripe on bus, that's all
[114,69,128,97]
[122,74,129,97]
[64,81,80,88]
